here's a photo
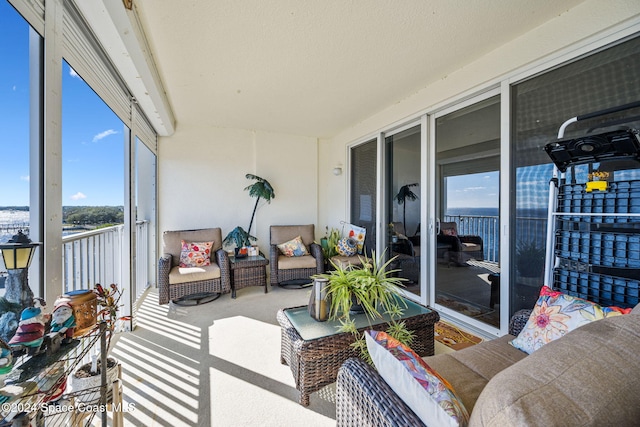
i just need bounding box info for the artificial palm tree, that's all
[224,174,276,249]
[245,173,275,235]
[394,183,418,235]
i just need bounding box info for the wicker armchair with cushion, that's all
[158,228,231,304]
[270,224,324,287]
[437,221,483,265]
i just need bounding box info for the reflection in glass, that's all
[435,96,500,328]
[385,126,421,297]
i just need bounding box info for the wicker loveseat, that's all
[158,228,231,304]
[337,304,640,426]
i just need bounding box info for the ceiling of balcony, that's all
[134,0,585,138]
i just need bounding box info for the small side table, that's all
[229,254,269,298]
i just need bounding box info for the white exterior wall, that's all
[158,125,317,253]
[319,0,640,230]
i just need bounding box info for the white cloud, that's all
[12,85,17,91]
[464,186,485,191]
[70,192,87,201]
[20,175,29,182]
[92,129,118,142]
[69,67,81,79]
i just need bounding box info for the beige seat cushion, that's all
[168,264,221,285]
[425,334,526,413]
[469,314,640,426]
[330,255,364,269]
[277,254,317,270]
[461,242,482,252]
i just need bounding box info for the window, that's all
[511,35,640,314]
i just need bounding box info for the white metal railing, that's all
[62,221,150,308]
[443,214,547,264]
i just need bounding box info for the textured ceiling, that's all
[134,0,585,138]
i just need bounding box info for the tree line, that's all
[63,206,124,225]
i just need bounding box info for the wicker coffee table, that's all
[276,299,439,406]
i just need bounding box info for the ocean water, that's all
[0,210,30,272]
[0,209,30,243]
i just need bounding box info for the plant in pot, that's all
[68,283,123,403]
[223,174,275,257]
[320,227,341,267]
[314,251,415,364]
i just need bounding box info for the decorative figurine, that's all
[49,301,76,344]
[8,305,46,356]
[0,339,13,379]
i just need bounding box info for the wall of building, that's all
[158,124,317,254]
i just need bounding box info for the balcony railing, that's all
[62,221,151,315]
[443,214,547,264]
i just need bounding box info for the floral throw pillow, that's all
[179,240,213,267]
[510,286,631,354]
[365,330,469,427]
[277,236,309,257]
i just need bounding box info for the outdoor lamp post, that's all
[0,230,40,307]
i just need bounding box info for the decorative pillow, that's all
[346,223,366,254]
[336,237,357,257]
[179,240,213,267]
[277,236,309,257]
[365,330,469,427]
[442,227,457,236]
[510,286,631,354]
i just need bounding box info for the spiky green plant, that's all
[313,251,415,364]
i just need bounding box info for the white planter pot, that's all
[68,356,119,403]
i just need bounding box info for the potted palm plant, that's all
[314,252,415,363]
[224,174,275,256]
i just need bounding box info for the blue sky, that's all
[1,1,123,207]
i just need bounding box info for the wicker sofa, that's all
[337,305,640,426]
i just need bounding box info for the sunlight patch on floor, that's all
[208,316,294,385]
[209,367,334,427]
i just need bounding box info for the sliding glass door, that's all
[383,124,422,297]
[432,94,501,328]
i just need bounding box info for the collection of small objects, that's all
[0,284,121,426]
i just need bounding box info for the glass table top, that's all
[284,297,432,341]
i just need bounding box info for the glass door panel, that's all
[384,124,422,297]
[350,139,377,256]
[434,95,500,328]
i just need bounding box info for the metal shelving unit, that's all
[0,322,110,427]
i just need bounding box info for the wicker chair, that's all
[437,221,483,265]
[269,224,324,286]
[158,228,231,304]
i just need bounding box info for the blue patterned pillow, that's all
[277,236,309,257]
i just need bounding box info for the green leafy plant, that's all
[313,251,414,364]
[394,183,418,236]
[224,174,275,248]
[320,226,341,259]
